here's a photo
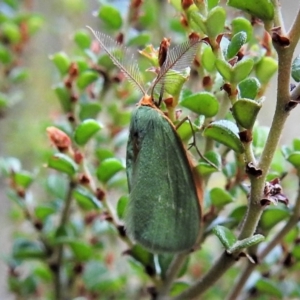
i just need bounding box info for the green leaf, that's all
[164,70,189,96]
[77,70,98,89]
[0,44,12,64]
[215,59,232,81]
[180,92,219,117]
[238,77,260,99]
[74,119,102,146]
[127,32,151,46]
[176,120,195,142]
[79,102,102,120]
[129,244,154,267]
[292,244,300,260]
[229,205,247,224]
[12,238,46,259]
[9,67,28,83]
[227,0,274,21]
[227,234,265,254]
[50,52,70,76]
[253,125,269,151]
[117,195,129,219]
[232,58,254,83]
[292,55,300,82]
[170,282,190,296]
[212,225,237,250]
[256,278,283,298]
[286,151,300,169]
[96,158,124,183]
[196,151,221,175]
[255,57,278,84]
[73,187,102,211]
[2,21,21,43]
[210,188,233,208]
[260,207,290,230]
[98,5,123,30]
[83,260,108,290]
[34,204,57,221]
[293,138,300,151]
[231,18,253,42]
[158,254,189,280]
[0,92,8,108]
[95,148,115,161]
[47,153,78,176]
[227,31,247,59]
[53,83,72,112]
[207,0,220,10]
[203,120,244,153]
[206,6,226,38]
[74,29,91,50]
[12,170,33,188]
[188,9,207,34]
[57,238,93,261]
[232,98,262,129]
[201,44,216,72]
[27,14,44,35]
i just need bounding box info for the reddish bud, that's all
[74,150,84,164]
[78,173,90,185]
[96,188,105,201]
[181,0,193,10]
[158,37,171,67]
[47,127,71,151]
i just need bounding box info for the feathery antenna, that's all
[87,26,146,95]
[151,38,201,100]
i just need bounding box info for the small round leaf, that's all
[292,55,300,82]
[47,153,78,175]
[50,52,70,76]
[227,0,274,21]
[98,5,123,30]
[255,57,278,84]
[206,6,226,38]
[238,77,260,99]
[181,92,219,117]
[77,70,99,89]
[74,119,102,146]
[203,120,244,153]
[96,158,124,183]
[231,17,253,42]
[215,59,232,81]
[232,58,254,83]
[210,188,234,208]
[232,98,262,129]
[227,31,247,59]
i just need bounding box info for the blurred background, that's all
[0,0,299,298]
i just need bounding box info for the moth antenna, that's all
[87,26,146,95]
[151,38,201,100]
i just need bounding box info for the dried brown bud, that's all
[181,0,194,10]
[239,130,252,143]
[47,127,71,151]
[158,37,171,67]
[271,27,290,48]
[246,162,262,178]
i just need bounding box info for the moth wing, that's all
[126,106,201,253]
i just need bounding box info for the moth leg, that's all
[176,116,219,170]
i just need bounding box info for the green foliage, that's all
[1,0,300,300]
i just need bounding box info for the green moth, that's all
[88,26,202,253]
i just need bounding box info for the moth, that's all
[88,26,202,253]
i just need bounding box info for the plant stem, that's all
[53,180,76,300]
[156,253,187,299]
